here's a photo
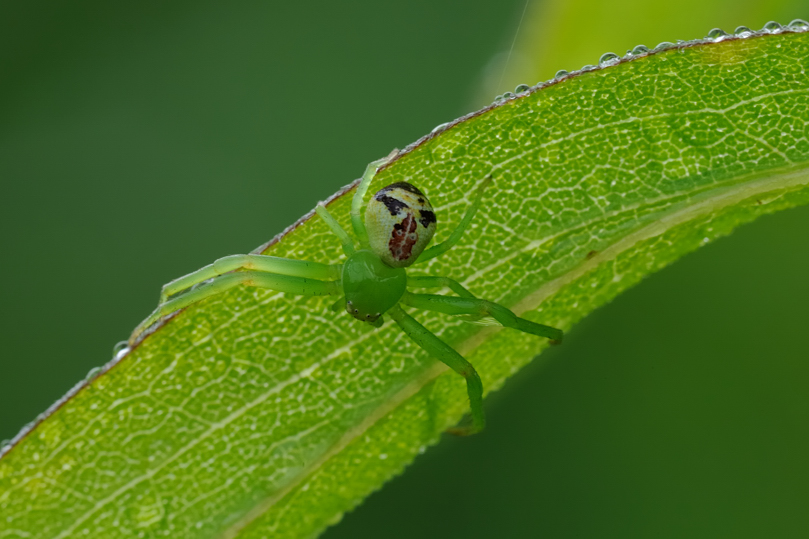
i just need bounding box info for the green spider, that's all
[130,154,562,435]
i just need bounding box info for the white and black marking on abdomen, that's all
[365,182,438,268]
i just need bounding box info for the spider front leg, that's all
[400,292,563,342]
[388,305,485,436]
[158,254,341,303]
[130,271,341,345]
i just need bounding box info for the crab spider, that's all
[130,154,562,435]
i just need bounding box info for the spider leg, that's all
[400,292,563,342]
[388,305,485,436]
[416,174,493,264]
[315,204,356,255]
[159,254,341,304]
[329,296,348,313]
[131,272,340,345]
[406,276,475,298]
[351,151,398,248]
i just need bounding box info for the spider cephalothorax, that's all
[341,249,405,324]
[131,153,562,435]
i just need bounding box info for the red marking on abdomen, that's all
[389,214,418,261]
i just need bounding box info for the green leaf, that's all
[3,26,809,539]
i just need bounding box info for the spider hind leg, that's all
[401,292,562,342]
[388,305,485,436]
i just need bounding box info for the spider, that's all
[129,153,562,435]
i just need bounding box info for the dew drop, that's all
[431,122,449,134]
[762,21,782,33]
[654,42,674,51]
[707,28,728,40]
[112,340,129,360]
[493,94,504,102]
[514,83,530,93]
[502,91,515,99]
[630,44,649,55]
[85,366,103,381]
[734,26,752,37]
[789,19,809,30]
[554,69,569,79]
[598,52,620,66]
[189,280,209,291]
[580,64,596,72]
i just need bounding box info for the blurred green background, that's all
[2,1,808,537]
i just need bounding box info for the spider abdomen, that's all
[365,182,437,268]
